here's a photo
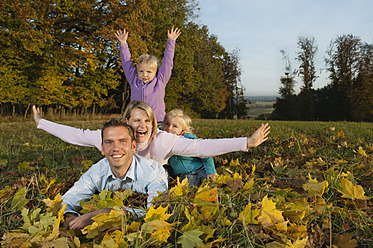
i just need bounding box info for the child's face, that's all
[137,63,156,83]
[162,116,184,135]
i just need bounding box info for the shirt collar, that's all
[106,156,136,181]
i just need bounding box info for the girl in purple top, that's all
[115,26,181,123]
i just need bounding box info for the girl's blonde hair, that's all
[121,100,158,139]
[164,109,193,134]
[137,54,159,71]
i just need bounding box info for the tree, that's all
[271,50,298,120]
[348,43,373,121]
[325,34,361,120]
[0,0,243,118]
[219,49,248,119]
[296,36,318,120]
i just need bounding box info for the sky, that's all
[196,0,373,96]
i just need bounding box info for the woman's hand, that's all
[32,105,41,126]
[247,123,270,148]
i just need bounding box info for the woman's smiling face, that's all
[126,108,153,143]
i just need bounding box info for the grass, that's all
[0,117,372,247]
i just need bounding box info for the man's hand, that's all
[247,123,270,148]
[32,105,41,126]
[115,29,129,45]
[65,208,112,230]
[167,26,181,40]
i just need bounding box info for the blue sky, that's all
[196,0,373,96]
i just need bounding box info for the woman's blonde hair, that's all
[137,54,159,71]
[164,109,193,134]
[121,100,158,139]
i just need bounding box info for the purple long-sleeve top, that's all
[120,40,176,122]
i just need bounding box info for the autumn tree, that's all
[1,0,243,118]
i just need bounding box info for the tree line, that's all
[271,34,373,122]
[0,0,248,119]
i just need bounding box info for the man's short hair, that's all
[101,118,135,143]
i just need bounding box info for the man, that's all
[62,118,168,230]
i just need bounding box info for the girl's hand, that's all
[207,173,218,180]
[247,123,270,148]
[167,26,181,40]
[115,29,129,45]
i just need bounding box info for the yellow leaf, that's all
[144,205,171,222]
[126,221,141,232]
[266,237,308,248]
[48,203,66,241]
[150,223,173,244]
[238,203,260,224]
[288,222,307,239]
[0,185,16,204]
[334,233,358,248]
[194,186,218,203]
[338,178,371,200]
[170,177,189,197]
[311,197,333,213]
[241,177,255,193]
[302,175,328,197]
[43,193,63,216]
[82,207,123,238]
[233,172,242,180]
[10,187,29,211]
[191,203,219,222]
[229,158,240,168]
[198,224,216,242]
[101,230,128,248]
[283,199,308,222]
[214,174,232,184]
[258,195,286,230]
[1,232,31,247]
[356,146,368,157]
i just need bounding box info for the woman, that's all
[33,101,270,165]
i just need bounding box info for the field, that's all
[0,118,373,247]
[247,97,275,119]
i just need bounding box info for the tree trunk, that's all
[24,104,30,119]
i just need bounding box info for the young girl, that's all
[162,109,218,187]
[115,26,181,124]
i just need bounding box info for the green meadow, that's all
[0,119,372,247]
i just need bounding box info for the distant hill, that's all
[245,96,276,119]
[245,96,277,103]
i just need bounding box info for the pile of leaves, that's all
[1,122,373,247]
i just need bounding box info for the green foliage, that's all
[1,0,245,118]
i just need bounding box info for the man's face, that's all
[101,126,136,171]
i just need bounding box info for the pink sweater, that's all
[37,119,248,165]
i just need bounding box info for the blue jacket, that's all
[168,133,217,175]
